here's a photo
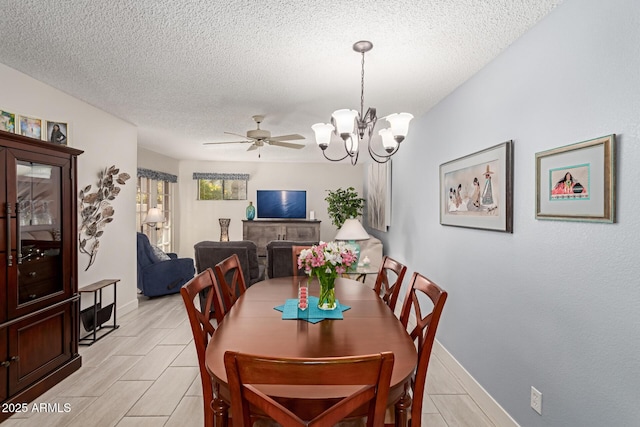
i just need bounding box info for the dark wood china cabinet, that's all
[0,131,82,420]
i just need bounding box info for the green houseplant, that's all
[325,187,365,228]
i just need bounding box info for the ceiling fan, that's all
[204,115,305,155]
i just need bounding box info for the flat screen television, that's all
[257,190,306,219]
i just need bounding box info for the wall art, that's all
[0,109,15,133]
[535,134,615,222]
[367,161,391,232]
[79,165,131,270]
[44,121,68,145]
[440,140,513,232]
[18,114,42,139]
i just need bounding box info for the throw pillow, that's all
[151,245,171,262]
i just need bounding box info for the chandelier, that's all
[312,41,413,165]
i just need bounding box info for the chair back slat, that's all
[180,268,225,427]
[214,253,248,314]
[398,272,447,427]
[373,256,408,311]
[225,351,395,427]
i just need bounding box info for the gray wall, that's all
[375,0,640,425]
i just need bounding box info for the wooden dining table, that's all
[205,276,417,427]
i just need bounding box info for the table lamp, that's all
[144,208,165,230]
[334,218,370,269]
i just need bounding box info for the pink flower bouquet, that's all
[297,241,357,310]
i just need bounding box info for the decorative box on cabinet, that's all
[242,219,321,257]
[0,131,82,421]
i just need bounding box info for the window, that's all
[137,176,173,252]
[197,178,247,200]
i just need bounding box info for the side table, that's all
[79,279,120,345]
[343,266,379,283]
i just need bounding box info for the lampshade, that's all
[311,122,334,149]
[384,112,414,141]
[144,208,165,225]
[378,128,398,153]
[346,134,358,155]
[334,218,370,241]
[331,109,358,137]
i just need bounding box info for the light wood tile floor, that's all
[6,293,495,427]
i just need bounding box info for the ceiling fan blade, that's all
[247,144,258,151]
[269,134,306,141]
[224,131,256,140]
[203,140,253,145]
[267,140,305,149]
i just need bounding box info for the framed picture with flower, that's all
[17,114,42,139]
[535,134,615,223]
[439,140,513,232]
[0,109,16,133]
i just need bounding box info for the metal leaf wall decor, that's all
[78,165,130,271]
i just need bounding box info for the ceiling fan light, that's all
[378,128,398,153]
[312,123,334,150]
[384,112,414,141]
[331,109,358,137]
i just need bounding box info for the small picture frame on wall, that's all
[0,109,16,133]
[44,121,68,145]
[535,134,615,223]
[439,140,513,232]
[17,114,42,139]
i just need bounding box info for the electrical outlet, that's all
[531,386,542,415]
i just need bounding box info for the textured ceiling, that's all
[0,0,562,163]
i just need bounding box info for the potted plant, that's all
[325,187,365,228]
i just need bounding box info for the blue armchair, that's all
[137,232,195,297]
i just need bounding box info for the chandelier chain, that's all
[360,51,365,118]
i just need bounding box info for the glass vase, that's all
[317,275,337,310]
[246,201,256,220]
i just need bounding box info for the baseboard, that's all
[433,340,521,427]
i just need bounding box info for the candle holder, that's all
[219,218,230,242]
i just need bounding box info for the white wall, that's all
[375,0,640,425]
[136,146,184,250]
[177,160,364,256]
[1,63,139,316]
[137,146,179,176]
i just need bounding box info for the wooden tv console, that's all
[242,219,321,257]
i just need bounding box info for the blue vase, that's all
[246,202,256,220]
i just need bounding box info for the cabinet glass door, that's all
[16,160,63,304]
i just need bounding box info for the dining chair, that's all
[180,268,226,427]
[394,272,448,427]
[266,240,319,278]
[214,253,248,315]
[372,256,408,312]
[224,351,395,427]
[292,245,313,277]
